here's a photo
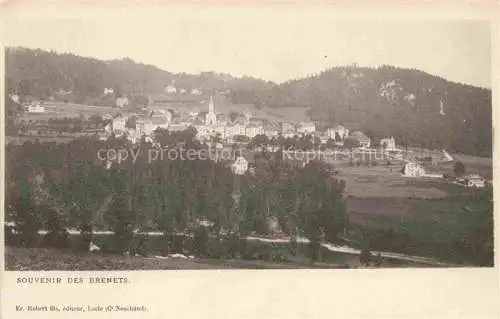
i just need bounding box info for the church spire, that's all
[209,95,215,114]
[205,95,217,125]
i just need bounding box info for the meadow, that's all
[343,184,493,266]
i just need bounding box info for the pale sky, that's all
[2,5,492,88]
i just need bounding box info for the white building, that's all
[26,103,45,113]
[283,130,296,139]
[327,125,349,141]
[265,129,280,138]
[297,122,316,135]
[403,162,426,177]
[104,123,113,134]
[104,88,114,95]
[380,136,396,150]
[460,174,486,188]
[112,115,127,132]
[231,156,249,175]
[165,85,177,94]
[349,131,371,148]
[136,119,156,136]
[281,122,295,134]
[226,124,246,138]
[245,124,265,138]
[116,97,129,108]
[195,125,212,140]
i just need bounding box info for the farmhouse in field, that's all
[403,161,443,178]
[26,103,45,113]
[458,174,486,188]
[403,162,426,177]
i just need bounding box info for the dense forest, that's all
[5,47,492,157]
[5,130,347,260]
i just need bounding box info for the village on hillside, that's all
[8,87,490,188]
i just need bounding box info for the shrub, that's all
[171,233,185,254]
[77,223,93,252]
[4,225,20,246]
[360,249,372,266]
[41,229,70,249]
[193,227,209,257]
[308,239,321,263]
[40,211,70,249]
[289,237,298,256]
[453,161,466,177]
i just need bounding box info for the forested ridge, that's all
[231,66,492,157]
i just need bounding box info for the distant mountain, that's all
[5,47,492,157]
[230,66,492,157]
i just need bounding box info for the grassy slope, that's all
[345,192,493,265]
[5,247,353,270]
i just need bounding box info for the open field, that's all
[337,165,450,198]
[335,156,493,266]
[447,153,493,179]
[345,191,493,266]
[6,135,85,145]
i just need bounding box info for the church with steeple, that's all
[205,95,217,125]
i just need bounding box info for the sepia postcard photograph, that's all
[1,2,499,318]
